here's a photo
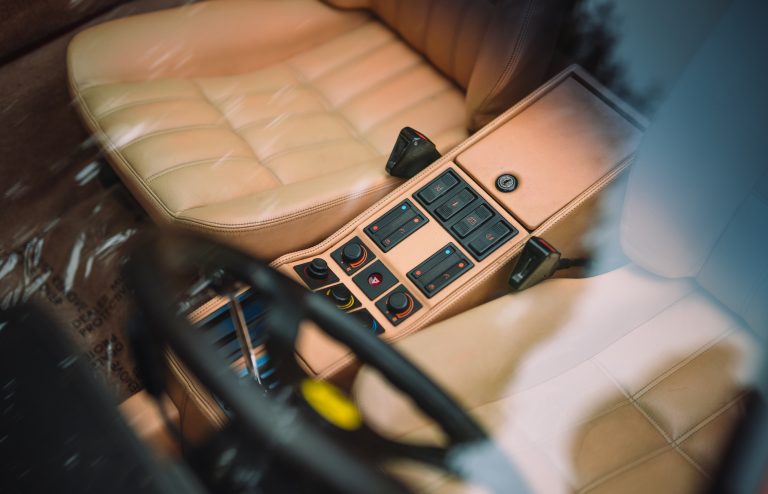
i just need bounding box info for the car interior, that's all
[1,0,767,493]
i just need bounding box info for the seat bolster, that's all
[353,265,695,437]
[67,0,368,89]
[175,163,400,259]
[466,0,570,130]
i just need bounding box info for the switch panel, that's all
[407,244,473,298]
[349,309,384,335]
[321,283,362,312]
[352,260,398,300]
[293,258,339,289]
[364,200,428,252]
[330,236,376,276]
[415,169,518,261]
[375,285,422,326]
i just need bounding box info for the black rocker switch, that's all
[385,127,442,179]
[294,258,339,290]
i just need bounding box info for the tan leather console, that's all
[186,66,645,380]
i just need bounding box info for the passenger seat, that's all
[68,0,569,258]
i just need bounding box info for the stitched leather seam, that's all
[233,111,333,133]
[448,0,472,80]
[260,137,377,165]
[203,83,305,103]
[93,95,205,120]
[336,62,426,110]
[145,156,255,181]
[120,124,226,150]
[311,38,403,86]
[675,393,748,446]
[578,445,692,493]
[176,180,396,230]
[70,78,184,218]
[69,58,393,235]
[286,63,383,157]
[191,79,284,186]
[291,24,395,82]
[361,87,456,135]
[420,0,436,51]
[631,328,735,400]
[474,0,535,116]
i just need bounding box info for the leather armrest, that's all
[68,0,368,89]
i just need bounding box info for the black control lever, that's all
[508,237,562,291]
[385,127,441,179]
[508,237,589,291]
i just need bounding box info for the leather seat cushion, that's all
[353,265,757,492]
[68,0,468,258]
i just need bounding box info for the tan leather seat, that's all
[353,1,768,491]
[68,0,567,259]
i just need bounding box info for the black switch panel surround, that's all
[293,260,339,289]
[375,285,422,326]
[352,260,398,300]
[349,309,384,335]
[364,199,428,252]
[330,236,376,276]
[321,283,362,312]
[415,169,518,261]
[407,243,474,298]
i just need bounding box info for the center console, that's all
[187,66,645,380]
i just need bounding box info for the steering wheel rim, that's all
[126,231,525,493]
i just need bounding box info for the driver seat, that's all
[67,0,568,259]
[353,1,768,491]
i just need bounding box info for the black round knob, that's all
[387,292,411,314]
[307,258,329,279]
[341,243,365,264]
[328,284,353,307]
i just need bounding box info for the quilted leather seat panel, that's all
[70,2,469,258]
[355,267,756,493]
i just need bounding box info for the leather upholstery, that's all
[68,0,567,259]
[325,0,570,130]
[353,1,767,491]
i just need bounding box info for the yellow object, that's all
[300,379,363,431]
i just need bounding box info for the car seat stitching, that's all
[631,328,735,400]
[290,24,395,82]
[145,156,260,182]
[593,357,711,477]
[448,0,472,80]
[286,63,383,158]
[260,137,378,165]
[119,124,226,150]
[191,79,283,186]
[474,0,535,117]
[349,84,454,134]
[94,96,205,120]
[335,62,426,110]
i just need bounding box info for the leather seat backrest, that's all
[620,0,768,339]
[324,0,570,130]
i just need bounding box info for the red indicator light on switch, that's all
[372,225,379,231]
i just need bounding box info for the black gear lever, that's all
[385,127,442,179]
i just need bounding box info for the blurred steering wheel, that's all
[126,231,527,494]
